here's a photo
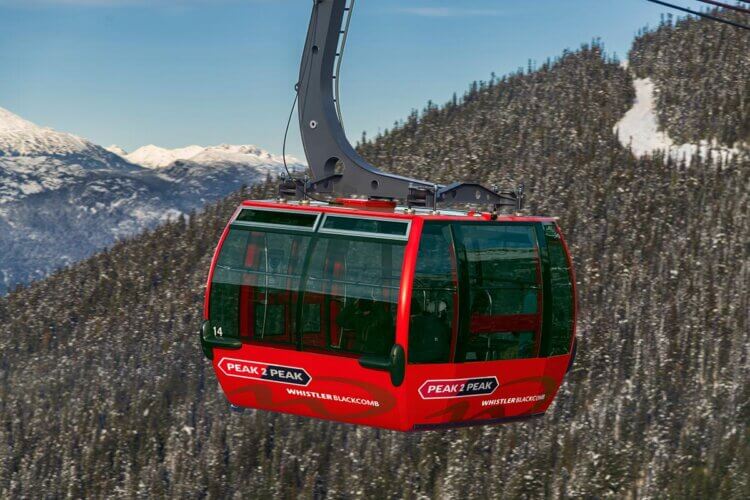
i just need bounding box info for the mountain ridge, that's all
[0,107,304,294]
[0,107,134,168]
[120,143,299,170]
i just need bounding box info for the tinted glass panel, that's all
[322,216,408,237]
[209,228,312,346]
[235,209,318,228]
[546,226,574,355]
[209,226,405,357]
[301,237,405,356]
[456,224,541,362]
[409,223,454,364]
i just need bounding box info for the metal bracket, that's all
[278,174,305,199]
[407,185,436,209]
[437,182,522,212]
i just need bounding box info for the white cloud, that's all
[397,7,503,18]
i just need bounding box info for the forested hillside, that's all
[629,10,750,146]
[1,15,748,499]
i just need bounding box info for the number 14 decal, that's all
[213,326,224,337]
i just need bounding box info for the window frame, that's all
[231,207,322,233]
[537,223,575,357]
[297,233,405,357]
[211,227,313,348]
[209,217,408,358]
[209,213,575,362]
[318,213,412,241]
[407,222,459,365]
[453,221,544,363]
[407,221,548,364]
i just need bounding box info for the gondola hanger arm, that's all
[289,0,522,211]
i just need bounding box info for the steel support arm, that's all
[295,0,521,210]
[297,0,432,198]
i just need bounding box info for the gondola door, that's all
[405,221,558,429]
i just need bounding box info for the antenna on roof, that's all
[645,0,750,30]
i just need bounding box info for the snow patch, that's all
[19,181,44,195]
[615,78,744,164]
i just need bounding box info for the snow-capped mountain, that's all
[178,144,294,169]
[112,143,296,171]
[0,107,127,163]
[0,106,305,294]
[0,108,139,205]
[123,144,206,168]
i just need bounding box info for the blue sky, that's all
[0,0,671,157]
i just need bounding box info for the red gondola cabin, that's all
[201,199,577,431]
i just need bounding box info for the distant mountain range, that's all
[105,143,295,171]
[0,107,304,294]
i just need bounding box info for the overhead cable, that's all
[695,0,750,15]
[646,0,750,30]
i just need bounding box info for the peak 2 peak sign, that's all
[218,358,311,387]
[419,377,499,400]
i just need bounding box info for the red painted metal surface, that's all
[212,343,568,431]
[204,200,575,431]
[396,217,423,351]
[333,198,398,211]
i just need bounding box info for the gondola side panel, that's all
[213,345,408,430]
[405,358,567,429]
